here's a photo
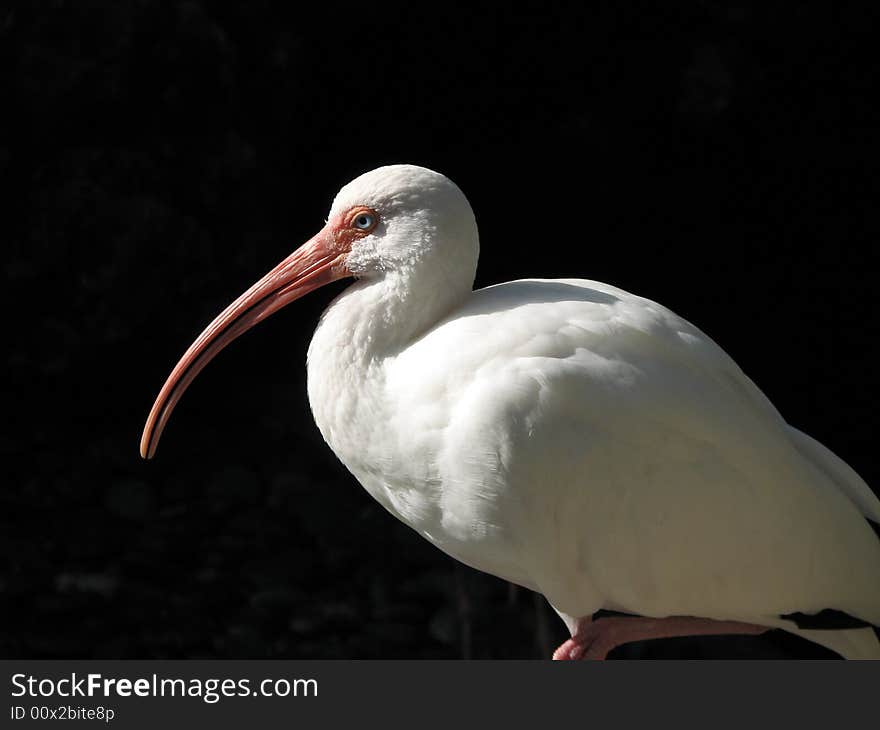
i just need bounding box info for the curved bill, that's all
[140,228,349,459]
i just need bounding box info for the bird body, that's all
[143,165,880,658]
[308,274,880,658]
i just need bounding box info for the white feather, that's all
[305,166,880,657]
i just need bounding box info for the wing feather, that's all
[391,278,880,632]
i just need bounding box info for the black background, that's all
[3,1,878,659]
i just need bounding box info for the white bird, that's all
[141,165,880,659]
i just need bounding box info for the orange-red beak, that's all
[140,226,350,459]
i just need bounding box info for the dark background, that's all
[3,1,878,659]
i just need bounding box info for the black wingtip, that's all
[781,608,873,630]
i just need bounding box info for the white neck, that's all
[305,264,473,495]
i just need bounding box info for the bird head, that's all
[331,165,478,281]
[139,164,478,459]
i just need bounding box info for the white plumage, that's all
[143,165,880,658]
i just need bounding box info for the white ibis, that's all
[141,165,880,659]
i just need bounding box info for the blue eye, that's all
[353,212,375,230]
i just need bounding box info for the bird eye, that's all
[352,212,376,231]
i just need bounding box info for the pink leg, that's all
[552,615,769,660]
[553,616,595,660]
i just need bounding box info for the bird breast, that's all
[305,282,544,588]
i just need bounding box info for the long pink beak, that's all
[140,227,350,459]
